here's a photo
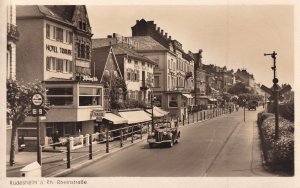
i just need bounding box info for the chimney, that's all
[161,29,164,35]
[136,20,139,24]
[164,32,168,38]
[157,27,160,32]
[107,35,112,38]
[169,36,172,40]
[153,24,157,29]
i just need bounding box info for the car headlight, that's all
[163,132,167,135]
[151,132,155,136]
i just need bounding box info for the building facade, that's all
[7,5,19,154]
[130,19,195,120]
[16,5,104,150]
[92,34,156,104]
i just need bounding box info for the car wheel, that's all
[169,140,174,147]
[149,143,154,148]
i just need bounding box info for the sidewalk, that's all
[204,107,278,176]
[6,134,146,177]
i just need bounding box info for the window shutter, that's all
[69,61,73,73]
[46,57,50,70]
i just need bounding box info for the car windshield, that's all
[154,122,171,129]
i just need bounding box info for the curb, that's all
[46,137,148,177]
[6,164,27,171]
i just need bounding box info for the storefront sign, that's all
[46,44,72,55]
[91,110,105,121]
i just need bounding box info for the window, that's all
[52,26,56,40]
[168,95,178,107]
[127,71,131,80]
[154,76,159,87]
[80,44,85,58]
[83,22,86,31]
[142,62,145,66]
[57,59,63,72]
[76,43,80,58]
[63,60,73,73]
[46,24,50,39]
[56,27,63,42]
[168,60,170,69]
[134,60,138,65]
[79,87,103,106]
[86,46,90,59]
[47,87,73,106]
[66,31,73,44]
[46,57,50,70]
[128,59,131,63]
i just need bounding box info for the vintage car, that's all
[247,100,258,111]
[147,121,181,148]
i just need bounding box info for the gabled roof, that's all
[92,38,157,65]
[91,46,123,82]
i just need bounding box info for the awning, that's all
[182,94,193,99]
[119,110,152,124]
[154,106,169,116]
[209,98,217,102]
[145,106,169,118]
[103,113,128,124]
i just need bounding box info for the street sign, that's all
[31,93,44,107]
[279,85,292,95]
[261,85,273,95]
[31,108,46,116]
[91,110,105,122]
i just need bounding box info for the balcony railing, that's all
[7,23,19,41]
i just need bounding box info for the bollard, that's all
[120,130,123,147]
[67,139,71,168]
[131,126,134,143]
[140,125,143,140]
[89,134,92,160]
[183,114,185,126]
[204,111,206,120]
[106,129,109,153]
[197,111,199,122]
[188,113,189,124]
[193,112,195,123]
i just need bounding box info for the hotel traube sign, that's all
[46,44,72,55]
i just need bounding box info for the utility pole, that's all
[264,51,279,139]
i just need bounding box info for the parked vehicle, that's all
[147,121,181,148]
[248,100,258,110]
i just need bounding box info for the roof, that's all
[91,46,123,82]
[129,36,170,52]
[92,38,157,65]
[17,5,74,26]
[103,113,128,124]
[118,110,151,124]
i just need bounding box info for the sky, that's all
[87,5,294,88]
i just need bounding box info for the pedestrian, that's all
[52,130,60,150]
[236,104,239,111]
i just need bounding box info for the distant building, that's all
[93,34,156,104]
[235,69,255,89]
[16,5,104,150]
[131,19,195,119]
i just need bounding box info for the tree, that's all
[102,74,127,109]
[228,82,251,95]
[7,79,48,166]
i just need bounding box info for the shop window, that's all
[47,87,73,106]
[127,71,131,80]
[79,87,102,106]
[153,95,162,107]
[64,124,73,136]
[168,95,178,108]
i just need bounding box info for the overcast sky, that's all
[87,5,294,88]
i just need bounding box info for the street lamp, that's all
[151,92,156,132]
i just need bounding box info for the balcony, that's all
[140,79,152,91]
[7,23,19,42]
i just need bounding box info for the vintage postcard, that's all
[1,0,299,187]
